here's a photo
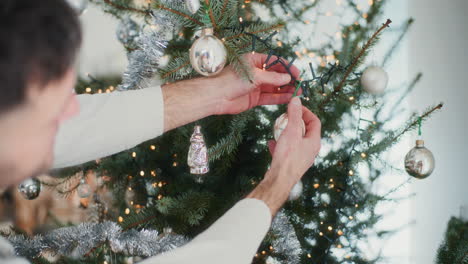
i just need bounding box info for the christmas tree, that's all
[4,0,443,263]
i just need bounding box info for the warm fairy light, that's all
[307,253,312,258]
[98,89,102,93]
[361,152,367,158]
[109,86,115,91]
[313,183,320,189]
[305,97,310,101]
[329,184,335,188]
[337,244,343,248]
[140,171,145,176]
[125,208,130,215]
[85,87,91,93]
[320,221,323,225]
[241,4,245,8]
[319,232,324,236]
[355,204,359,208]
[372,121,377,125]
[128,187,132,191]
[178,32,184,37]
[368,0,374,5]
[105,89,110,93]
[158,182,163,187]
[261,251,266,255]
[295,51,302,57]
[173,154,177,158]
[255,254,259,257]
[151,170,156,177]
[337,230,344,236]
[363,13,368,19]
[328,226,333,231]
[172,162,178,167]
[152,182,157,187]
[356,4,362,10]
[118,216,124,222]
[221,38,226,42]
[239,17,243,22]
[269,246,273,250]
[130,201,134,205]
[308,52,316,58]
[322,93,327,97]
[304,20,310,24]
[349,96,355,101]
[349,215,354,220]
[302,48,308,54]
[277,41,283,47]
[128,175,133,180]
[103,261,108,264]
[150,145,156,150]
[348,170,354,176]
[329,178,334,182]
[132,152,137,158]
[158,194,163,199]
[251,51,255,54]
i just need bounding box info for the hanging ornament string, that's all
[418,116,422,137]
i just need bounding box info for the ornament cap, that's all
[201,27,214,36]
[416,139,424,147]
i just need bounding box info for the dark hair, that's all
[0,0,82,113]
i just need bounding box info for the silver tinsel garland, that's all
[8,221,188,259]
[270,210,302,263]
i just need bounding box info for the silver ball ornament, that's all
[404,140,435,179]
[189,28,227,77]
[17,178,41,200]
[288,180,303,201]
[66,0,88,15]
[77,178,92,198]
[185,0,200,14]
[361,66,388,95]
[273,113,305,141]
[116,18,140,48]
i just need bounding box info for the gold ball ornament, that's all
[404,140,435,179]
[189,28,227,77]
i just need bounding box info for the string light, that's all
[239,17,243,23]
[128,187,132,191]
[269,246,273,251]
[319,232,324,236]
[328,226,333,231]
[361,152,367,158]
[348,170,354,176]
[261,250,266,255]
[140,170,145,176]
[132,152,137,158]
[337,244,343,249]
[109,86,115,91]
[337,230,344,236]
[349,96,355,101]
[118,216,124,223]
[158,182,163,187]
[363,13,368,19]
[85,87,92,93]
[98,89,102,93]
[307,253,312,258]
[355,204,359,208]
[151,170,156,177]
[150,145,156,150]
[313,183,320,189]
[125,208,130,215]
[172,162,178,167]
[349,216,354,220]
[157,194,163,200]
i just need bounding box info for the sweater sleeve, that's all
[52,79,164,169]
[138,198,272,264]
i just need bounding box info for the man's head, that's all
[0,0,82,187]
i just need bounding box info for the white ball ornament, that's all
[360,66,388,95]
[273,113,305,141]
[189,28,227,77]
[185,0,200,14]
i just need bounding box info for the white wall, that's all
[408,0,468,263]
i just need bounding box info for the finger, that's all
[254,69,291,87]
[302,107,321,138]
[284,97,303,136]
[267,140,276,155]
[258,93,294,106]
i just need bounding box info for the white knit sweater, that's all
[1,82,272,263]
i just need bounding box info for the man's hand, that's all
[210,53,301,115]
[161,53,300,132]
[247,97,321,216]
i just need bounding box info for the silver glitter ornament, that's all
[185,0,200,14]
[360,66,388,95]
[271,210,302,263]
[404,139,435,179]
[116,18,140,48]
[66,0,88,15]
[189,28,227,76]
[17,178,41,200]
[77,178,91,198]
[188,125,209,181]
[273,113,305,141]
[288,180,303,201]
